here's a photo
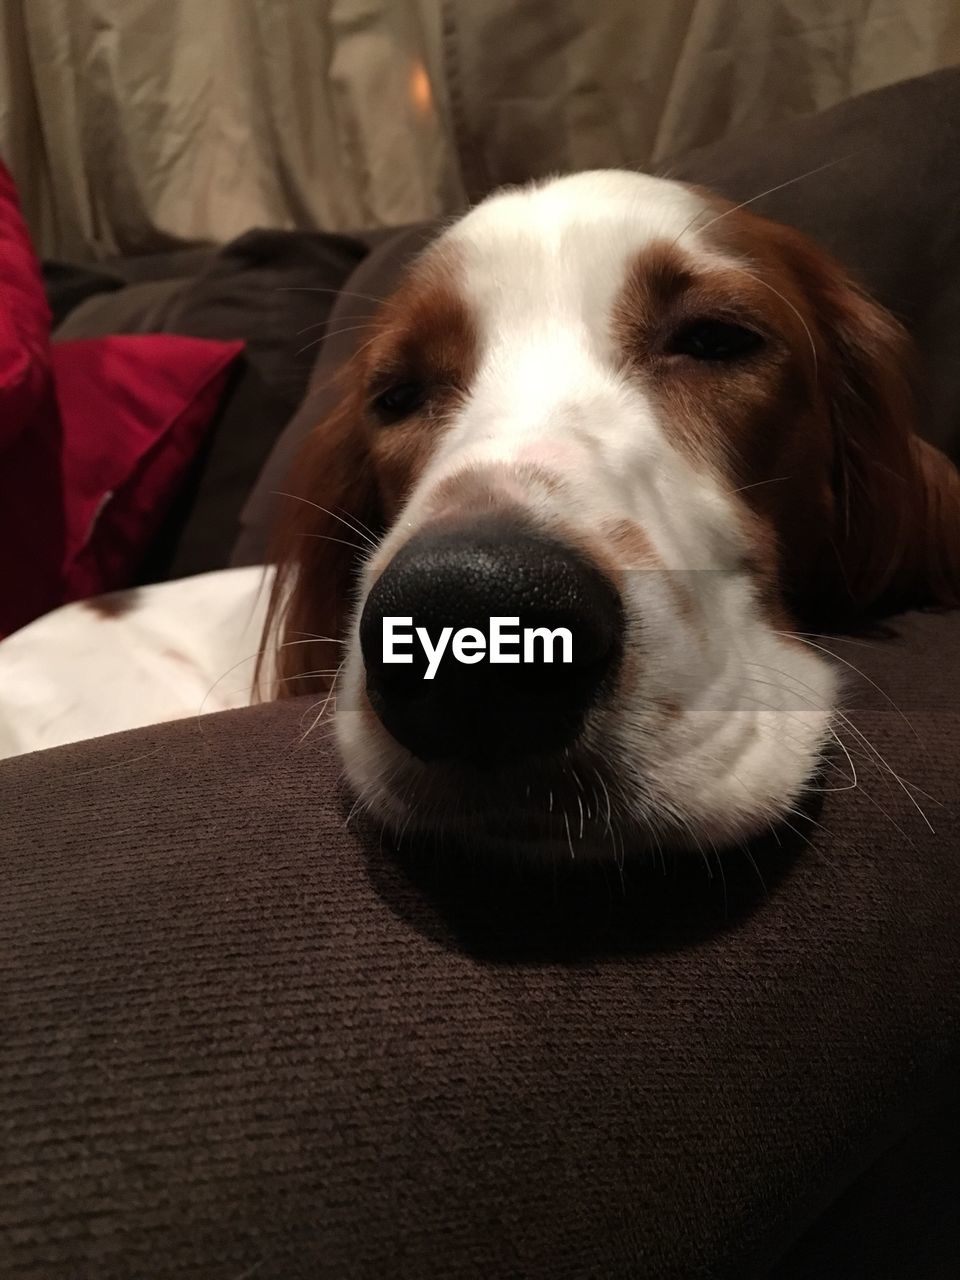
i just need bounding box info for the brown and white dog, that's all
[262,170,960,858]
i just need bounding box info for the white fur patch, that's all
[0,567,273,759]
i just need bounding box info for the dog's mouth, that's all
[340,718,657,858]
[339,672,838,858]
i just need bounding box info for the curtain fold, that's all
[0,0,459,260]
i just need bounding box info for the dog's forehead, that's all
[439,171,713,324]
[452,170,709,243]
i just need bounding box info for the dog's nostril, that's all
[359,518,623,764]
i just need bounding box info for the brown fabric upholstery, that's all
[2,609,959,1278]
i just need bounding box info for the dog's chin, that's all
[335,676,833,862]
[339,732,624,860]
[361,790,642,862]
[351,777,810,863]
[339,735,816,864]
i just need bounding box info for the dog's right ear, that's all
[256,368,380,700]
[809,251,960,615]
[762,215,960,617]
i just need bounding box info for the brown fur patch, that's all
[366,258,479,515]
[601,518,660,568]
[83,590,140,619]
[656,698,682,723]
[428,462,563,519]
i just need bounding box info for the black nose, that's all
[359,518,623,765]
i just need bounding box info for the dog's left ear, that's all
[256,363,381,700]
[799,241,960,615]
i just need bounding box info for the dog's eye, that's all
[667,319,765,361]
[371,380,428,421]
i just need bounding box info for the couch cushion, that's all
[1,607,958,1278]
[52,229,368,579]
[41,260,124,330]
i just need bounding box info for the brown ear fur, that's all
[797,243,960,616]
[255,373,379,700]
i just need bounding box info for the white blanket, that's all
[0,566,275,759]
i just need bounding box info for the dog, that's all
[261,170,960,858]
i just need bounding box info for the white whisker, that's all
[271,491,379,548]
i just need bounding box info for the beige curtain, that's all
[1,0,958,261]
[0,0,461,259]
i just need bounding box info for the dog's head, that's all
[263,171,960,856]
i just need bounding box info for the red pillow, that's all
[0,158,243,635]
[55,336,242,602]
[0,161,50,446]
[0,160,64,633]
